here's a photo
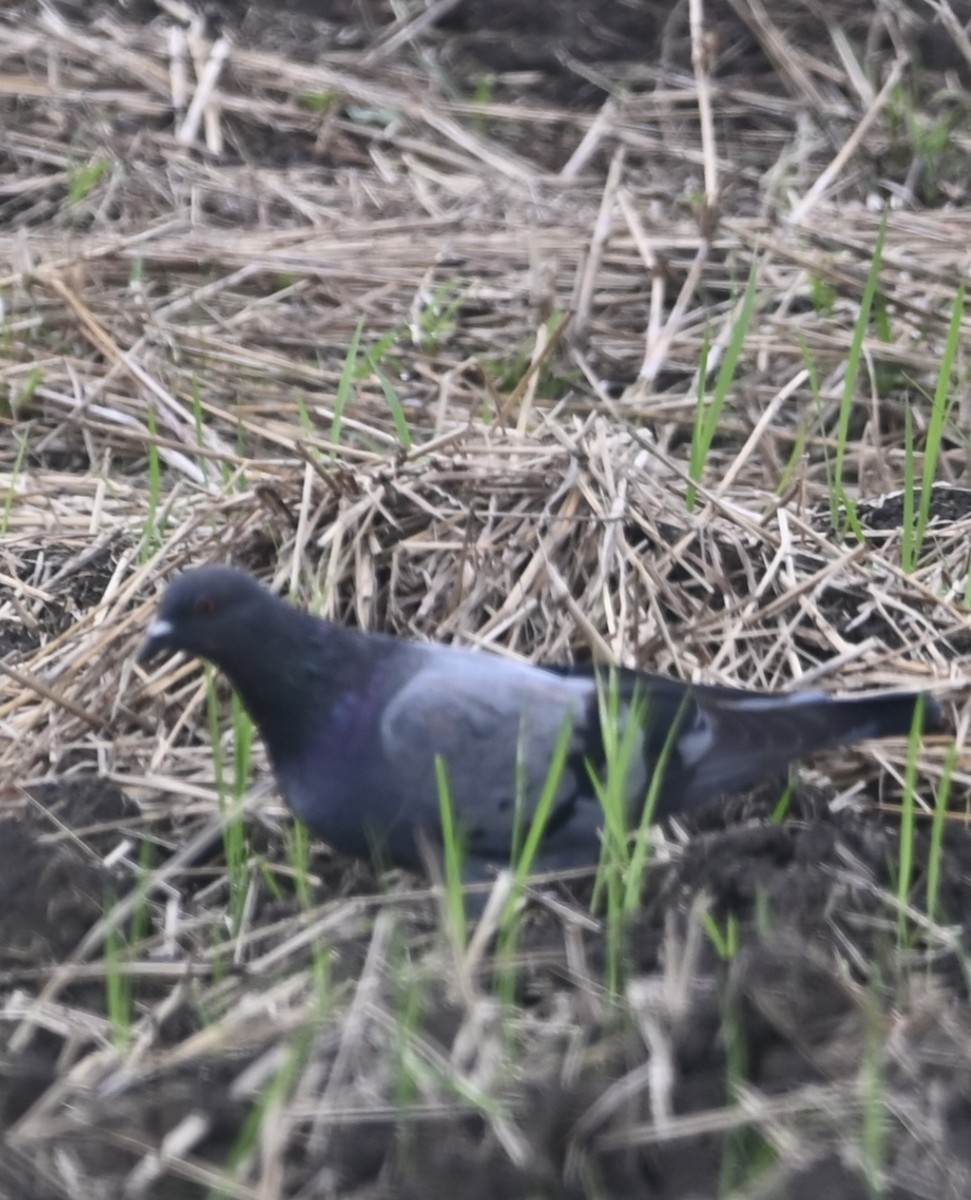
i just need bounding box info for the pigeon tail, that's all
[808,688,946,747]
[656,687,947,819]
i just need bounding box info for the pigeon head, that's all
[139,566,276,670]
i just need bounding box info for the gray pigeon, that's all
[139,566,945,879]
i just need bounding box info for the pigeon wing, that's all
[379,658,597,860]
[378,656,898,856]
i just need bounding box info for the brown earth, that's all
[3,0,971,1198]
[5,775,971,1198]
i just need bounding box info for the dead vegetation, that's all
[2,0,971,1195]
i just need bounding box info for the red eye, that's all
[195,595,221,617]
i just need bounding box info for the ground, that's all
[2,0,971,1197]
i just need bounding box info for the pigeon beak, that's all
[138,617,176,665]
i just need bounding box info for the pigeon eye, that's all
[194,595,221,618]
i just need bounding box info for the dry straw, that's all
[1,0,969,1195]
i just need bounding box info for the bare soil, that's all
[6,776,971,1197]
[3,0,971,1197]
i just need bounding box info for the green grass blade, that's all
[435,755,467,946]
[688,255,761,511]
[896,695,930,946]
[332,317,365,447]
[834,217,887,536]
[914,281,963,566]
[927,740,958,924]
[368,355,413,449]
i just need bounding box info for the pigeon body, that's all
[139,566,945,877]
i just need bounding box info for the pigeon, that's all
[139,566,946,880]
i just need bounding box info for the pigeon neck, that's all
[215,608,372,754]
